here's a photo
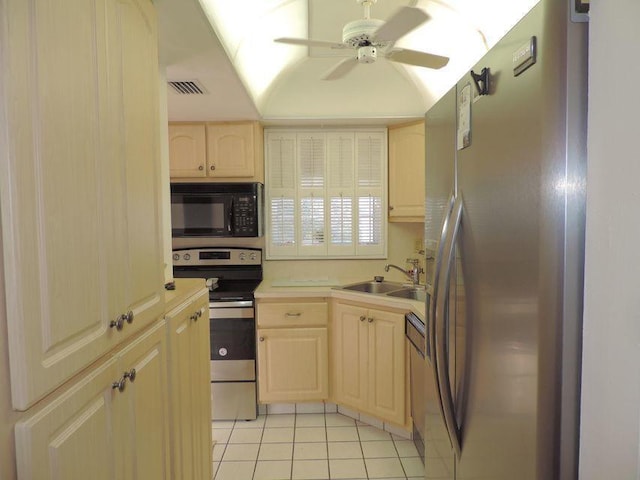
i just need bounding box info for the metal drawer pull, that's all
[124,368,136,383]
[109,314,125,331]
[259,337,265,342]
[112,377,126,392]
[368,317,374,323]
[360,315,366,322]
[112,368,137,392]
[285,312,301,317]
[125,310,134,324]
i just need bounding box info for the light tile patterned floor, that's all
[212,412,425,480]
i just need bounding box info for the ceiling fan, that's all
[274,0,449,80]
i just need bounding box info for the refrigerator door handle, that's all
[430,193,456,423]
[435,194,463,458]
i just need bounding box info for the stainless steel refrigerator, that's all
[422,0,587,479]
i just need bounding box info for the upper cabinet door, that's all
[116,0,164,332]
[388,121,425,222]
[206,123,256,178]
[168,124,207,177]
[0,0,164,410]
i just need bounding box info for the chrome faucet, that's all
[384,258,423,285]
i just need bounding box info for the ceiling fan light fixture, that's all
[357,46,378,64]
[342,18,385,47]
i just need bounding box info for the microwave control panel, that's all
[233,194,257,235]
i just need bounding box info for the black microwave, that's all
[170,183,263,238]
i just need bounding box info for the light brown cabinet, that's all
[168,124,207,177]
[1,0,164,411]
[14,321,171,480]
[256,299,329,403]
[165,288,211,480]
[332,301,406,426]
[388,121,426,222]
[169,121,264,182]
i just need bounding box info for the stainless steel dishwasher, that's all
[406,309,428,464]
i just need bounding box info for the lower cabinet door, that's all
[257,327,328,403]
[166,290,211,480]
[332,304,368,411]
[118,321,171,480]
[366,308,405,426]
[14,359,122,480]
[14,321,172,480]
[332,302,406,426]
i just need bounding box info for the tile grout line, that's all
[356,423,370,480]
[214,411,416,480]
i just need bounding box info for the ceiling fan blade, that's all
[372,6,430,43]
[386,48,449,69]
[321,57,358,81]
[274,37,347,49]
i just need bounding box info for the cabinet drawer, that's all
[257,302,327,327]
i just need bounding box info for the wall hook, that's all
[471,68,490,96]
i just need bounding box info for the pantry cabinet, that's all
[169,121,264,182]
[0,0,164,410]
[14,321,170,480]
[332,301,406,425]
[388,121,426,222]
[256,299,329,403]
[165,288,211,480]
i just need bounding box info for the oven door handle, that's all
[209,300,254,309]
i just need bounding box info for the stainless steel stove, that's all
[173,247,262,421]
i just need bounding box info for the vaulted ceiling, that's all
[157,0,538,124]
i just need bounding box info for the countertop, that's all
[255,278,426,320]
[164,278,207,312]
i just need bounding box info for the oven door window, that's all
[210,317,256,360]
[171,193,231,236]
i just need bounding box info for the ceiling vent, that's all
[168,80,208,95]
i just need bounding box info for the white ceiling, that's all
[157,0,538,124]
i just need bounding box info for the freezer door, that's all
[453,1,585,479]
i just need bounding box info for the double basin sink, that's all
[335,279,428,302]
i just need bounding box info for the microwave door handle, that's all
[228,197,234,234]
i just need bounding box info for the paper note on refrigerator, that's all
[457,83,471,150]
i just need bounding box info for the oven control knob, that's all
[218,348,228,357]
[183,253,191,261]
[173,253,180,261]
[239,253,246,261]
[250,253,257,261]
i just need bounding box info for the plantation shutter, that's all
[265,128,386,259]
[355,132,385,256]
[326,133,355,256]
[298,134,326,256]
[266,132,297,256]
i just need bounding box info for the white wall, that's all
[579,1,640,478]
